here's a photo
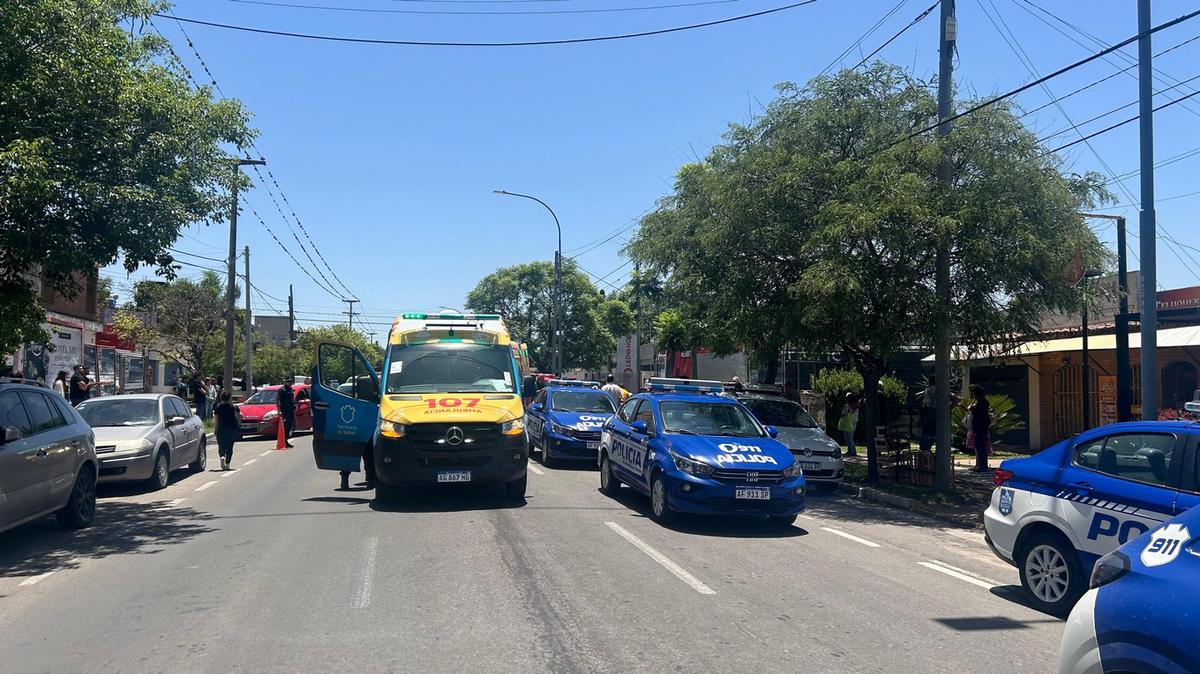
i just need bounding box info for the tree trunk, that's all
[861,367,883,486]
[763,352,780,385]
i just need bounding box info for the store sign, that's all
[1098,375,1118,426]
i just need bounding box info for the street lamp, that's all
[1076,267,1105,430]
[494,190,563,374]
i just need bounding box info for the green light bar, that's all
[401,312,427,319]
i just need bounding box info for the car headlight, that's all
[670,451,714,477]
[117,439,154,454]
[501,417,526,436]
[783,461,804,477]
[1090,550,1130,588]
[264,410,279,420]
[379,420,406,438]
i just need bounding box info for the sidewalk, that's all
[838,453,1003,529]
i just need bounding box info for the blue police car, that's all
[1058,503,1200,674]
[598,378,805,525]
[984,413,1200,616]
[525,381,616,467]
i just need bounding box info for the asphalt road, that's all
[0,434,1064,673]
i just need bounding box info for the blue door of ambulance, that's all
[311,341,379,473]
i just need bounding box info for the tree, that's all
[628,64,1108,485]
[115,272,230,377]
[295,324,383,369]
[254,342,309,386]
[465,260,615,371]
[0,0,255,355]
[598,299,635,342]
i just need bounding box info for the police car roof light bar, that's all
[648,377,725,393]
[547,379,600,388]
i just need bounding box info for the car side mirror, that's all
[167,416,186,427]
[0,425,22,445]
[765,425,779,438]
[631,420,649,435]
[529,402,543,412]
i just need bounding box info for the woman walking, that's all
[52,370,69,398]
[837,392,861,457]
[966,384,992,473]
[213,391,240,471]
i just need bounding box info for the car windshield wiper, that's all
[669,428,700,435]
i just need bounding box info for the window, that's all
[551,390,616,413]
[168,397,191,419]
[385,343,511,394]
[48,394,77,425]
[0,392,33,436]
[20,392,63,435]
[659,401,764,437]
[1073,433,1177,487]
[75,398,160,427]
[741,399,818,428]
[634,402,656,434]
[618,398,640,423]
[533,390,547,407]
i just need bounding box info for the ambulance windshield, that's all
[386,342,515,394]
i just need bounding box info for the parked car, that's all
[237,384,312,437]
[76,394,207,489]
[0,379,98,534]
[736,392,844,491]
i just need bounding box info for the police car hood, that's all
[668,434,795,469]
[548,411,612,431]
[773,426,839,452]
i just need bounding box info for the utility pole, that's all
[1137,0,1158,420]
[288,284,295,345]
[934,0,957,489]
[1080,213,1131,422]
[244,245,253,393]
[343,298,359,330]
[224,157,265,394]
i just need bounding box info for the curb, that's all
[835,482,979,528]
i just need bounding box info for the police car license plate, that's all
[800,462,820,471]
[586,441,600,450]
[735,487,771,500]
[437,470,471,483]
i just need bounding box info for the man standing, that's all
[191,374,209,419]
[69,365,94,406]
[277,380,296,448]
[601,374,623,406]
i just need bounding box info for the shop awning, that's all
[923,325,1200,362]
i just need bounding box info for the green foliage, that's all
[295,324,383,369]
[952,394,1026,449]
[465,260,614,370]
[599,299,635,340]
[811,368,907,405]
[117,272,228,376]
[254,343,309,386]
[0,0,255,355]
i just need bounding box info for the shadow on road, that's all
[95,468,213,499]
[933,615,1061,631]
[370,484,526,513]
[0,500,215,579]
[303,496,373,506]
[988,585,1068,619]
[803,492,983,532]
[604,487,809,538]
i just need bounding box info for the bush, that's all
[811,368,906,405]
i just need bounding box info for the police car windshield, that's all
[742,399,818,428]
[660,401,764,437]
[386,343,515,394]
[552,390,615,413]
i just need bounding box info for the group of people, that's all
[47,365,100,406]
[174,375,219,420]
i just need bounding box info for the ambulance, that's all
[309,312,529,500]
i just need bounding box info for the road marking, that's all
[221,468,239,477]
[166,498,186,507]
[528,464,546,476]
[20,571,54,586]
[919,560,1000,590]
[604,522,716,595]
[821,527,881,548]
[243,459,258,466]
[259,450,272,457]
[195,480,219,492]
[798,514,817,521]
[353,536,379,609]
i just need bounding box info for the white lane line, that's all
[166,498,186,507]
[353,536,379,609]
[242,458,258,466]
[821,527,881,548]
[798,514,817,521]
[604,522,716,595]
[195,480,219,492]
[20,571,54,586]
[919,560,1000,590]
[527,464,546,476]
[259,450,272,457]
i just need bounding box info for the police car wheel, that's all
[1018,532,1084,616]
[599,453,620,496]
[649,473,673,523]
[541,444,557,468]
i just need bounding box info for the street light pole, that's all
[494,190,563,374]
[1137,0,1158,420]
[1080,213,1132,422]
[225,157,265,395]
[1075,268,1103,431]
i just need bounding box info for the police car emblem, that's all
[1140,523,1192,568]
[998,488,1014,516]
[803,449,813,457]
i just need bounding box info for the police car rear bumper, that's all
[666,472,807,516]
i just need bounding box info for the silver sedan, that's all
[75,394,207,489]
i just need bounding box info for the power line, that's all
[169,248,228,264]
[1035,72,1200,143]
[1044,88,1200,153]
[157,0,824,48]
[228,0,746,16]
[241,198,347,300]
[851,1,938,70]
[818,0,910,76]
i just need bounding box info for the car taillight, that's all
[993,469,1014,486]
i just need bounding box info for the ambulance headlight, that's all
[670,451,714,477]
[379,420,407,438]
[501,417,526,436]
[783,462,803,478]
[1090,550,1130,588]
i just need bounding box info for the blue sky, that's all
[102,0,1200,337]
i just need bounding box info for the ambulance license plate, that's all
[800,462,820,471]
[735,487,771,500]
[586,441,600,450]
[437,470,471,483]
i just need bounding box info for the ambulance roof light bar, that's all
[648,377,725,393]
[400,312,501,321]
[547,379,600,388]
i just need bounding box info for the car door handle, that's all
[1071,481,1092,495]
[36,448,48,457]
[313,402,330,410]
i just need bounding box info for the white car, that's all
[76,394,207,490]
[737,393,844,490]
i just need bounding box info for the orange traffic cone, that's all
[275,418,288,450]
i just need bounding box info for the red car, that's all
[237,384,312,437]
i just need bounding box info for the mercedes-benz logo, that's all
[746,471,760,483]
[445,426,465,445]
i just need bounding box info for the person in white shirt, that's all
[601,374,623,406]
[52,370,68,398]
